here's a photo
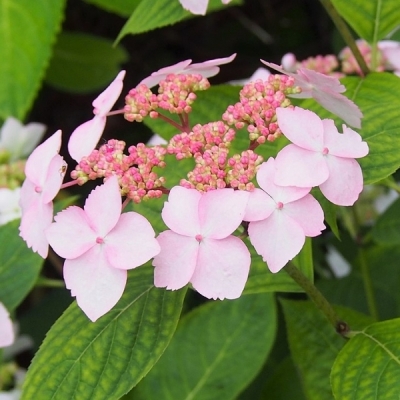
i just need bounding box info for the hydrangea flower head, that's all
[0,302,14,348]
[179,0,232,16]
[45,176,160,322]
[19,130,67,258]
[261,60,363,128]
[140,54,236,88]
[244,157,325,272]
[274,107,369,206]
[153,186,250,299]
[68,70,126,162]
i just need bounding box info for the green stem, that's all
[318,0,370,76]
[35,277,65,288]
[284,262,350,336]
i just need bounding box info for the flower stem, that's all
[35,277,65,288]
[318,0,370,76]
[284,262,350,336]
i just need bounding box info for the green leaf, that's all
[371,197,400,244]
[331,318,400,399]
[45,32,128,94]
[281,300,374,400]
[21,266,187,400]
[0,219,43,311]
[0,0,66,120]
[83,0,141,17]
[116,0,241,41]
[330,0,400,43]
[136,293,276,400]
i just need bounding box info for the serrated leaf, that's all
[371,197,400,244]
[0,0,66,120]
[0,219,43,310]
[331,318,400,399]
[330,0,400,43]
[83,0,140,17]
[136,293,276,400]
[281,300,374,400]
[21,266,186,400]
[116,0,241,41]
[45,32,128,94]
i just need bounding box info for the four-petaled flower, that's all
[153,186,250,299]
[19,130,67,258]
[244,157,325,272]
[179,0,232,15]
[0,302,14,348]
[274,107,369,206]
[45,176,160,322]
[140,54,236,88]
[68,70,126,162]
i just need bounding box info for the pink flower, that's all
[68,70,126,162]
[179,0,232,16]
[379,40,400,75]
[274,107,369,206]
[261,60,363,128]
[140,54,236,88]
[45,176,160,322]
[19,130,67,258]
[153,186,250,299]
[244,158,325,273]
[0,302,14,348]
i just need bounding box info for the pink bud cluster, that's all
[71,140,166,203]
[124,84,158,122]
[222,75,299,145]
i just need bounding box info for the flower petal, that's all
[199,188,249,239]
[68,116,106,162]
[319,156,364,206]
[189,53,237,77]
[41,154,66,204]
[84,176,121,236]
[153,231,198,290]
[179,0,208,15]
[0,302,14,348]
[248,211,305,273]
[46,206,96,259]
[63,245,127,322]
[283,195,325,237]
[243,188,275,222]
[162,186,201,236]
[274,144,329,187]
[190,236,250,299]
[106,212,160,270]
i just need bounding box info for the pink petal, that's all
[296,68,346,94]
[322,120,369,158]
[153,231,198,290]
[84,177,121,236]
[379,41,400,70]
[199,189,249,239]
[92,70,125,116]
[19,178,39,214]
[257,158,311,203]
[105,212,160,270]
[46,206,96,259]
[19,199,53,258]
[161,186,201,236]
[274,144,329,187]
[68,116,106,162]
[283,195,325,237]
[243,188,275,222]
[319,156,364,206]
[41,155,67,204]
[179,0,208,15]
[0,303,14,348]
[276,107,324,151]
[189,53,237,77]
[63,245,127,322]
[248,211,305,273]
[25,130,62,185]
[190,236,250,299]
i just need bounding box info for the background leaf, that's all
[371,197,400,244]
[21,266,186,400]
[0,0,66,120]
[135,293,276,400]
[45,32,129,94]
[331,318,400,399]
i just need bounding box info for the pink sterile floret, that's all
[139,54,236,88]
[0,302,14,348]
[179,0,232,15]
[45,176,160,322]
[153,186,251,300]
[274,107,369,206]
[68,70,126,162]
[244,157,325,273]
[261,60,362,128]
[19,130,67,258]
